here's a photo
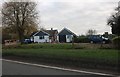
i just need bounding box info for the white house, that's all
[31,30,50,43]
[31,29,58,43]
[58,28,76,43]
[30,28,76,43]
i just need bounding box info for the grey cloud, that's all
[38,1,118,35]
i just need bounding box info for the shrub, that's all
[74,36,90,43]
[112,36,120,49]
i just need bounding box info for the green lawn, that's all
[2,43,119,70]
[3,43,74,49]
[3,48,118,61]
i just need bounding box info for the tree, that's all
[0,27,2,44]
[2,1,38,44]
[107,2,120,36]
[86,29,97,36]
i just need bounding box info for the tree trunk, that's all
[72,36,74,48]
[19,32,24,44]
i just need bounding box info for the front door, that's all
[59,35,66,43]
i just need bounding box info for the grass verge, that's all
[2,47,119,71]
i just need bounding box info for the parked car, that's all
[23,39,33,44]
[88,35,111,44]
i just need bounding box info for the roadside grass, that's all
[2,43,74,49]
[3,48,119,68]
[2,43,119,71]
[2,48,118,61]
[2,43,113,49]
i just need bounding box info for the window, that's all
[67,35,71,38]
[39,36,44,39]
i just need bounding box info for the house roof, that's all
[58,28,76,36]
[31,29,58,36]
[31,28,76,36]
[43,30,58,36]
[33,31,50,36]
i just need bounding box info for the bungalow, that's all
[31,28,58,43]
[31,28,76,43]
[43,28,58,43]
[58,28,77,43]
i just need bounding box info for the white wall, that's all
[57,36,59,42]
[66,35,73,42]
[34,36,50,43]
[30,37,34,41]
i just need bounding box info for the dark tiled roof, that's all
[31,30,58,36]
[58,28,76,36]
[43,30,58,36]
[34,31,49,36]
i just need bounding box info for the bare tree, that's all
[2,1,38,44]
[86,29,97,36]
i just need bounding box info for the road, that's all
[2,60,114,77]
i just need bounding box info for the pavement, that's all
[2,59,118,77]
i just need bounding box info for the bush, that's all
[74,36,90,43]
[112,36,120,49]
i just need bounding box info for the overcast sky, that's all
[1,0,120,35]
[36,0,120,35]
